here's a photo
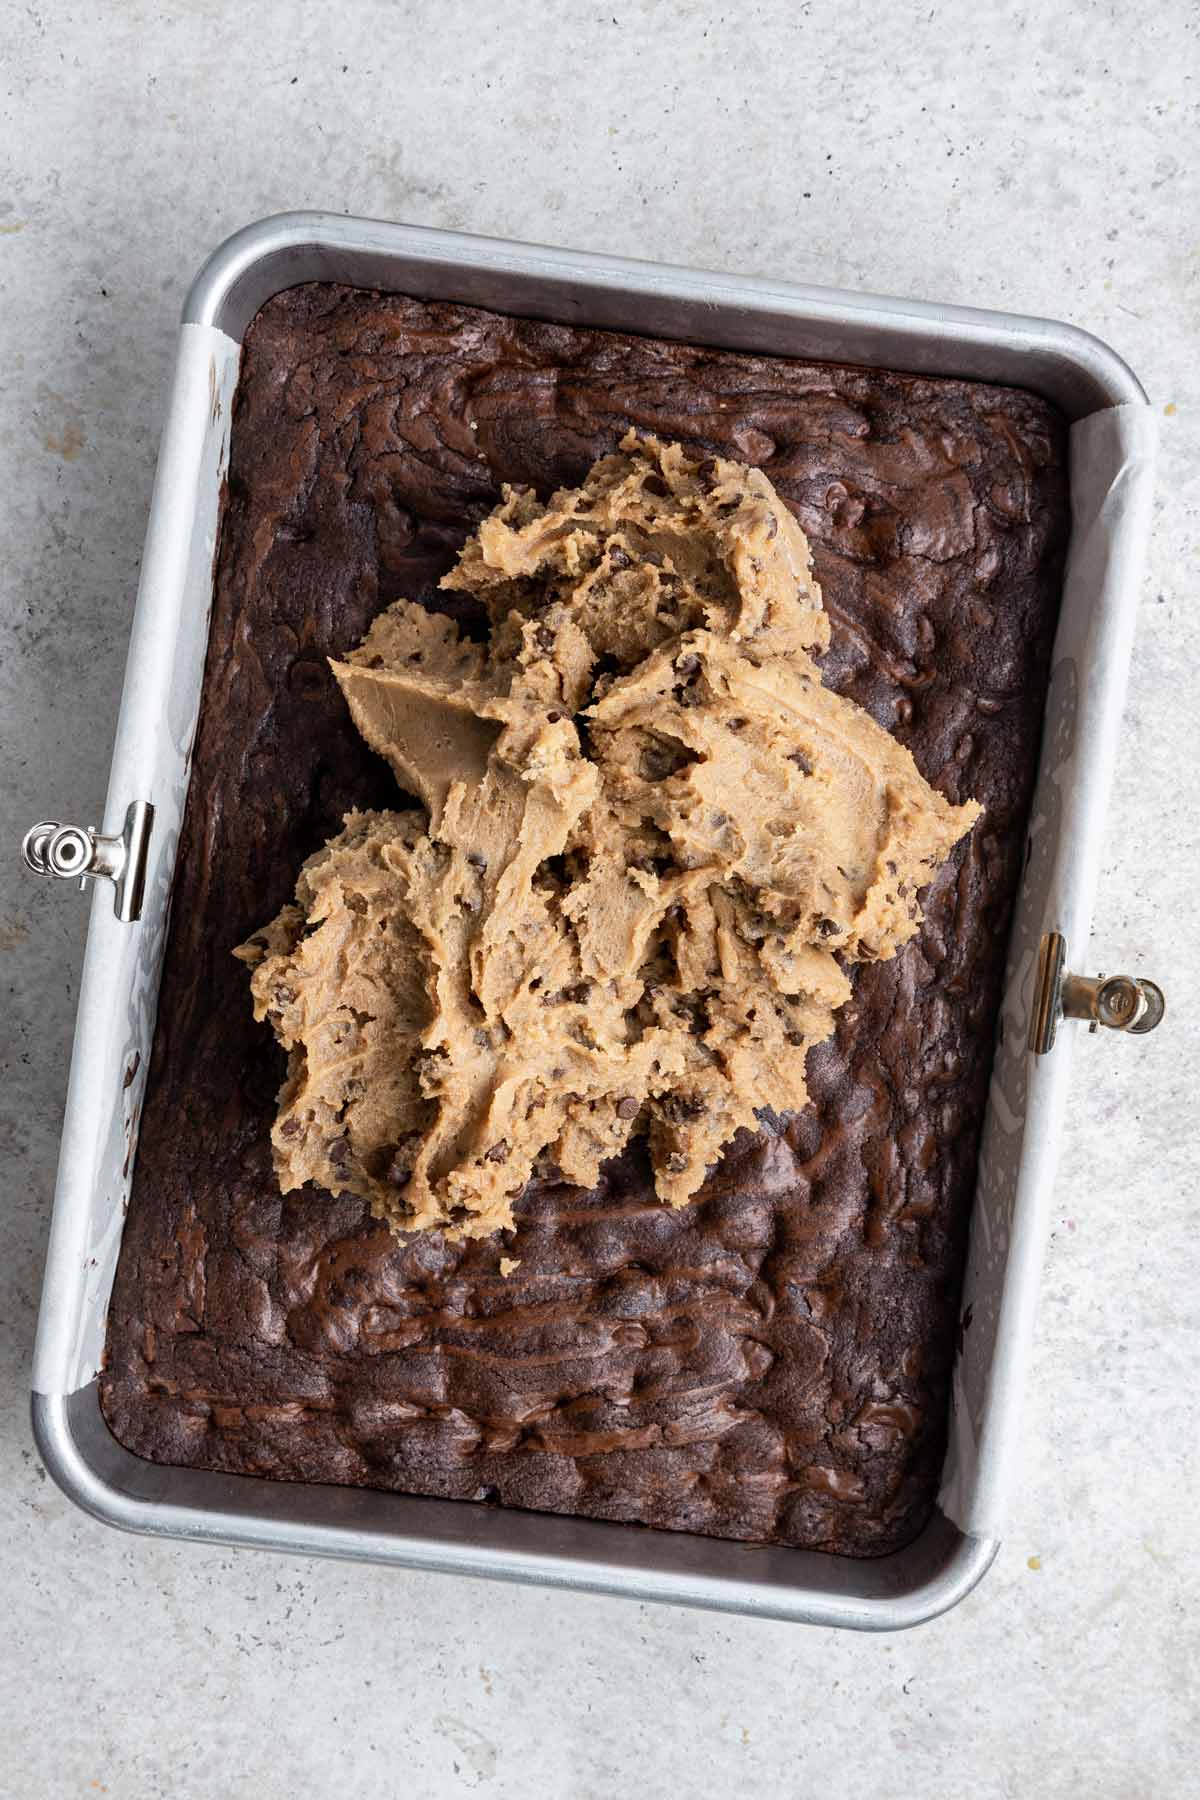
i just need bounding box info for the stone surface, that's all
[0,3,1196,1796]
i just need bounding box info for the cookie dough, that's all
[236,434,981,1239]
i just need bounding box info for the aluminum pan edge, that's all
[32,1388,997,1632]
[182,211,1146,419]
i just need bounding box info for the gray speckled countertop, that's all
[1,4,1197,1796]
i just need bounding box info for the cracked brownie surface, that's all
[101,283,1067,1557]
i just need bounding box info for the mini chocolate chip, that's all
[616,1096,639,1119]
[535,624,555,652]
[640,748,677,781]
[786,1030,807,1047]
[642,548,664,567]
[711,811,728,828]
[764,512,779,539]
[608,544,631,569]
[660,1091,706,1123]
[280,1117,302,1139]
[485,1140,510,1164]
[467,851,488,871]
[727,716,747,732]
[697,458,720,487]
[816,917,839,938]
[328,1135,352,1165]
[788,750,812,775]
[675,653,701,678]
[385,1157,411,1188]
[546,711,562,723]
[643,474,669,498]
[414,1049,447,1085]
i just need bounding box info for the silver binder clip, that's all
[1029,929,1164,1054]
[21,801,153,923]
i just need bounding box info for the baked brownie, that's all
[101,284,1068,1557]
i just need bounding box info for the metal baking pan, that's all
[26,212,1161,1630]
